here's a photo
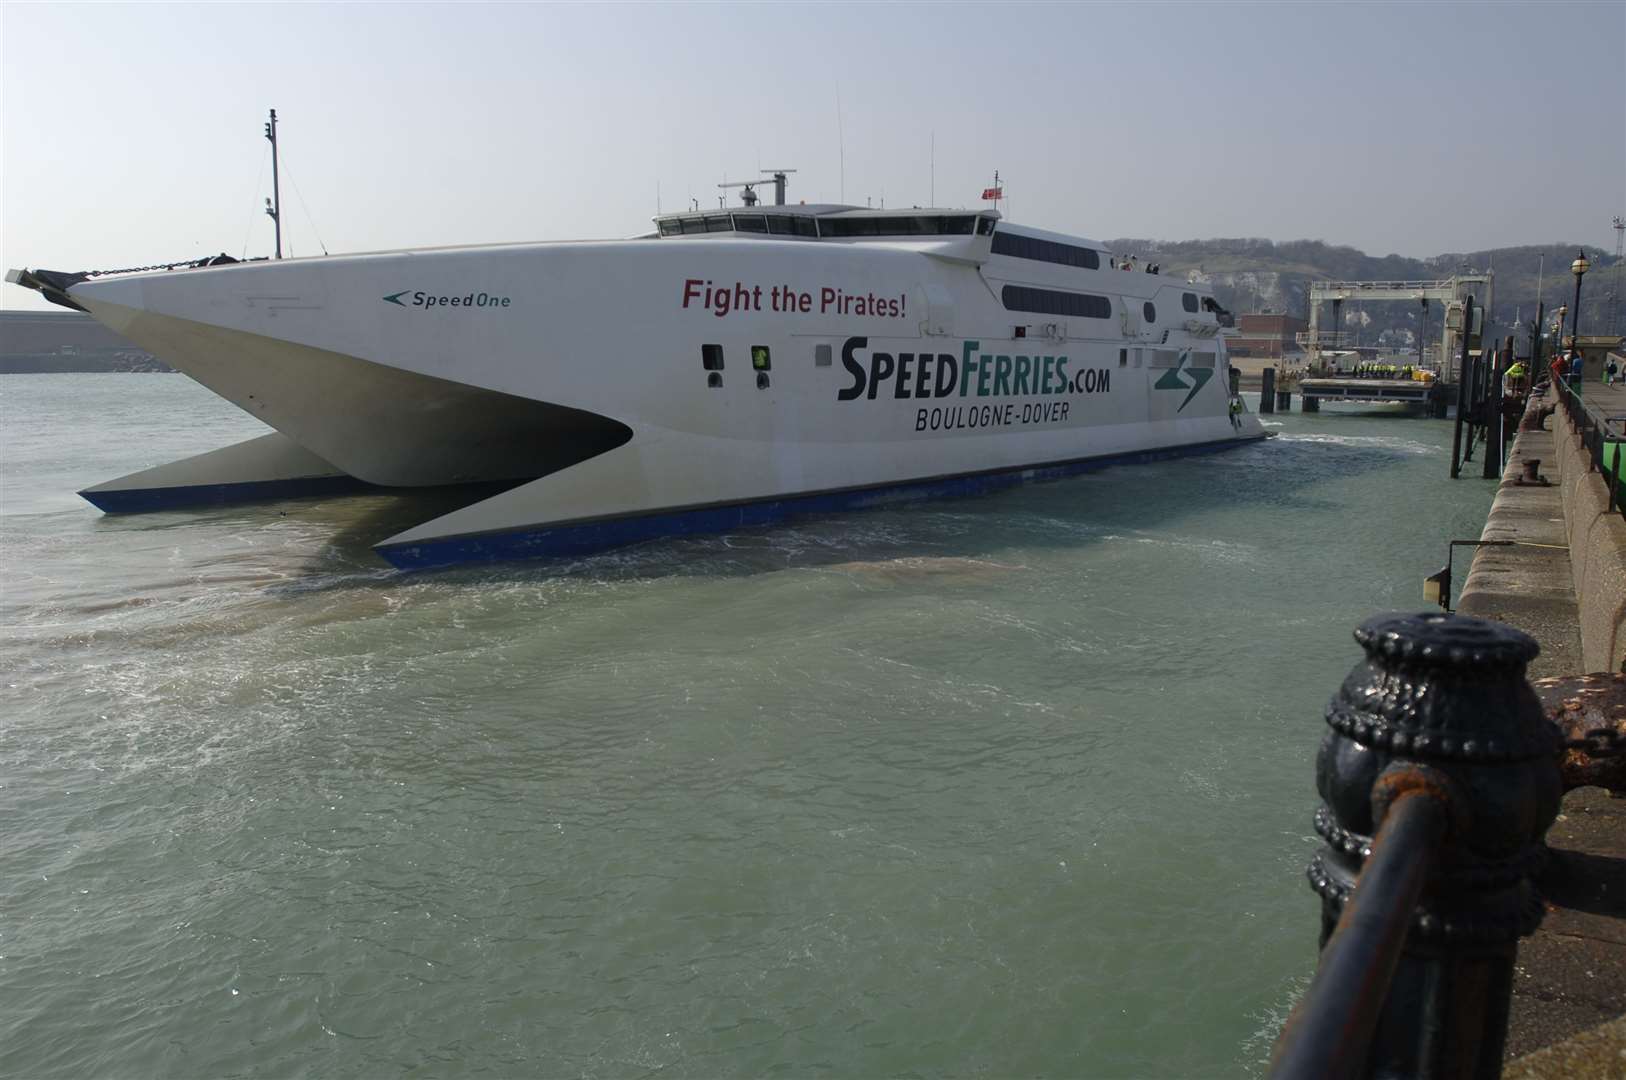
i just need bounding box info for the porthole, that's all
[1143,302,1157,323]
[756,372,771,390]
[707,372,723,389]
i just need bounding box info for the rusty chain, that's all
[1565,727,1626,758]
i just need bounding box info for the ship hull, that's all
[36,231,1264,568]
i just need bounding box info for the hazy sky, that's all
[3,1,1623,311]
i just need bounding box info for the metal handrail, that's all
[1555,377,1626,518]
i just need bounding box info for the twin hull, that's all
[64,238,1263,568]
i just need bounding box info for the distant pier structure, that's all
[1300,273,1492,382]
[1286,273,1493,416]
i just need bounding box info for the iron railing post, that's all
[1271,613,1563,1080]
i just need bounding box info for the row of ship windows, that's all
[656,214,996,239]
[991,232,1101,270]
[1001,285,1203,321]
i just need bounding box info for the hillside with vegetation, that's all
[1106,238,1624,351]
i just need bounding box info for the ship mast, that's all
[264,109,282,259]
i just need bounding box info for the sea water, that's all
[0,375,1495,1077]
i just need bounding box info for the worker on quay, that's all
[1228,396,1243,428]
[1606,358,1618,386]
[1570,352,1585,397]
[1504,358,1529,396]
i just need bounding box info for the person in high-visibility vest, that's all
[1504,360,1528,396]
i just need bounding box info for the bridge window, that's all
[1182,292,1199,313]
[658,219,682,237]
[977,216,996,236]
[734,214,768,233]
[819,215,978,238]
[991,231,1101,270]
[703,215,732,233]
[1001,285,1112,319]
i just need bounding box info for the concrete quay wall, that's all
[1459,389,1626,675]
[1548,397,1626,672]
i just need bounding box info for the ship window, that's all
[1143,302,1157,323]
[1182,292,1199,313]
[793,216,818,238]
[751,345,771,371]
[991,231,1100,270]
[704,214,732,233]
[977,216,996,236]
[701,344,724,371]
[707,372,723,389]
[1119,348,1128,367]
[658,218,682,237]
[734,214,768,233]
[756,372,771,390]
[680,216,707,235]
[815,344,832,367]
[822,217,878,237]
[817,214,978,238]
[1000,285,1112,320]
[766,215,794,235]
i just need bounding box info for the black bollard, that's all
[1261,367,1277,413]
[1271,613,1562,1079]
[1277,389,1293,411]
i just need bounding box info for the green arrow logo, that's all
[382,291,409,306]
[1153,351,1212,412]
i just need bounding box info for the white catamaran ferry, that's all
[10,177,1265,571]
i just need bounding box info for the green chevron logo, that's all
[382,291,409,306]
[1153,351,1212,412]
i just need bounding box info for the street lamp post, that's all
[1570,251,1590,355]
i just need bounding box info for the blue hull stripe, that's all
[376,434,1265,572]
[81,474,375,514]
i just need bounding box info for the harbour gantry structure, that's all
[1299,273,1493,380]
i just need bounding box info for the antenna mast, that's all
[264,109,282,259]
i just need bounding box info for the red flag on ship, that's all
[981,187,1003,201]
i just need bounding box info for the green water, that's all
[1,376,1495,1077]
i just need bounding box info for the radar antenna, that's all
[719,169,798,207]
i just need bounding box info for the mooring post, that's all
[1482,341,1503,479]
[1462,354,1478,464]
[1271,612,1562,1079]
[1449,296,1475,478]
[1261,367,1277,413]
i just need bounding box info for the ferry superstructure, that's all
[9,197,1265,570]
